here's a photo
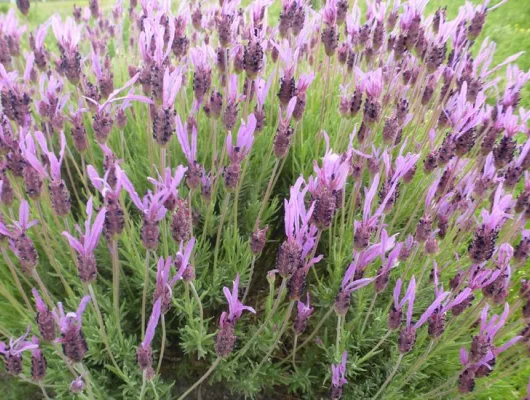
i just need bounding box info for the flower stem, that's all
[229,278,287,366]
[87,283,127,381]
[156,314,166,375]
[39,383,51,400]
[284,307,334,362]
[212,192,231,280]
[111,240,122,339]
[372,353,404,400]
[177,357,221,400]
[335,315,342,358]
[360,292,378,336]
[139,371,147,400]
[357,331,392,366]
[292,333,298,367]
[2,248,33,312]
[141,250,151,340]
[242,255,256,304]
[189,282,203,323]
[32,270,54,308]
[252,301,295,378]
[255,158,280,229]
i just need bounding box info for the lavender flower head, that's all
[32,288,56,341]
[294,293,314,334]
[0,200,39,275]
[0,326,38,376]
[176,114,202,190]
[62,197,106,282]
[54,295,91,362]
[329,351,347,399]
[215,274,256,357]
[224,114,257,189]
[137,298,161,377]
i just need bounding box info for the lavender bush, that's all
[0,0,529,398]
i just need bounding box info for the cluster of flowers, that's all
[0,0,529,398]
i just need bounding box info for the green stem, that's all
[242,255,256,304]
[360,292,377,336]
[156,315,166,375]
[252,301,295,378]
[372,353,404,400]
[3,248,33,312]
[357,331,392,366]
[189,282,204,323]
[335,315,342,358]
[142,250,151,340]
[229,278,287,366]
[177,358,221,400]
[87,284,126,381]
[111,240,121,336]
[212,192,231,280]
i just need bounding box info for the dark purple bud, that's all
[354,224,372,251]
[170,200,192,243]
[186,161,203,190]
[223,100,239,131]
[427,310,446,338]
[363,98,381,126]
[244,41,264,79]
[276,240,302,278]
[274,124,294,159]
[141,218,160,251]
[458,368,476,393]
[93,110,113,143]
[104,196,125,240]
[375,267,390,293]
[388,306,402,330]
[329,385,343,400]
[250,225,268,254]
[293,93,307,121]
[136,345,153,371]
[470,335,492,363]
[15,234,39,275]
[215,321,236,357]
[152,107,176,147]
[468,225,498,263]
[1,173,14,205]
[31,351,47,382]
[193,69,212,101]
[334,290,351,317]
[62,328,88,362]
[337,43,348,64]
[424,151,439,173]
[278,76,297,107]
[398,326,416,353]
[493,136,516,169]
[3,353,23,375]
[217,14,234,48]
[49,180,71,216]
[287,268,307,301]
[76,253,97,283]
[223,162,241,190]
[467,11,486,41]
[322,25,339,57]
[311,188,337,230]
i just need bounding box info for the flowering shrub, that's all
[0,0,529,399]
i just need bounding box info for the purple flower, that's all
[0,326,38,376]
[175,114,197,165]
[226,114,257,164]
[137,298,162,374]
[147,166,187,211]
[330,351,347,399]
[0,201,39,274]
[220,274,256,328]
[294,293,314,334]
[54,296,91,362]
[62,197,106,282]
[215,274,256,357]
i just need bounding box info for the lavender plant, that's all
[0,0,529,399]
